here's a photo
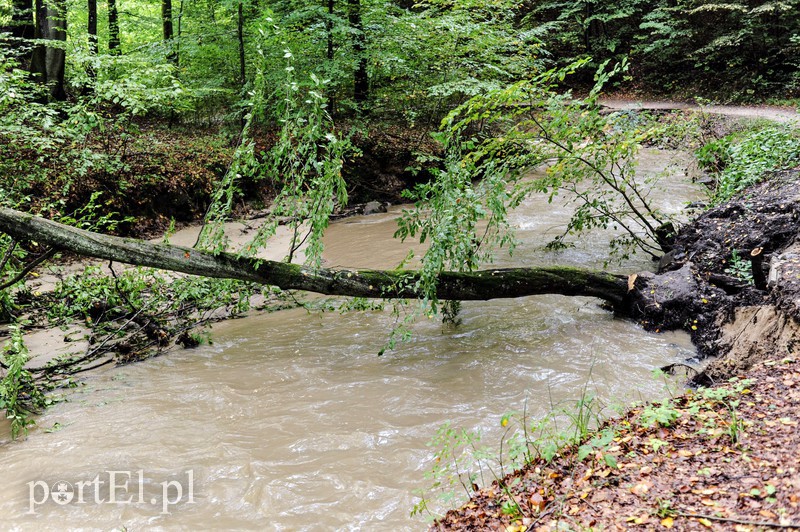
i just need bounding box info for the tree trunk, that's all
[176,0,184,67]
[86,0,98,84]
[162,0,173,41]
[347,0,368,106]
[326,0,336,113]
[0,207,629,307]
[108,0,120,54]
[29,0,67,100]
[237,0,245,86]
[29,0,44,77]
[162,0,176,64]
[88,0,98,55]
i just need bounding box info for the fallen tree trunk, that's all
[0,207,629,307]
[5,172,800,385]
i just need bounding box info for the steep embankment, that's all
[627,171,800,377]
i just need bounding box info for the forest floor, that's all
[433,354,800,531]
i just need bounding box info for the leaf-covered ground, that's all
[434,354,800,530]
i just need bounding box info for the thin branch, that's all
[612,157,663,224]
[563,186,661,257]
[107,261,154,322]
[29,301,153,373]
[0,239,18,272]
[525,114,661,238]
[70,358,115,374]
[0,248,56,291]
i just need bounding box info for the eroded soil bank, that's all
[629,170,800,382]
[435,172,800,530]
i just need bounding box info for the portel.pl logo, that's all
[27,470,195,515]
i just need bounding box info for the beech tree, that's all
[347,0,368,105]
[162,0,176,64]
[108,0,120,54]
[28,0,66,99]
[87,0,97,56]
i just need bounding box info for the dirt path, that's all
[599,98,800,123]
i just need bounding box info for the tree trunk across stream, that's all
[1,102,799,529]
[2,165,799,381]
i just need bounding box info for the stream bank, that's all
[629,170,800,382]
[436,171,800,529]
[434,355,800,530]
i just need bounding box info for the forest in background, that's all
[2,0,799,239]
[3,0,800,117]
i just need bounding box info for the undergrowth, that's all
[696,123,800,204]
[412,374,753,523]
[411,382,611,521]
[0,324,50,439]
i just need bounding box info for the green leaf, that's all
[603,453,618,469]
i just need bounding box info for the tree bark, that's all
[326,0,336,113]
[176,0,184,67]
[30,0,47,79]
[86,0,98,84]
[0,207,629,307]
[88,0,98,55]
[108,0,120,54]
[29,0,67,100]
[347,0,368,106]
[237,0,245,86]
[162,0,173,41]
[162,0,176,64]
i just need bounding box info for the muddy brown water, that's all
[1,149,701,530]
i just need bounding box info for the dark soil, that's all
[342,123,440,204]
[664,171,800,282]
[628,170,800,367]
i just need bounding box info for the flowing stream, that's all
[1,149,702,530]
